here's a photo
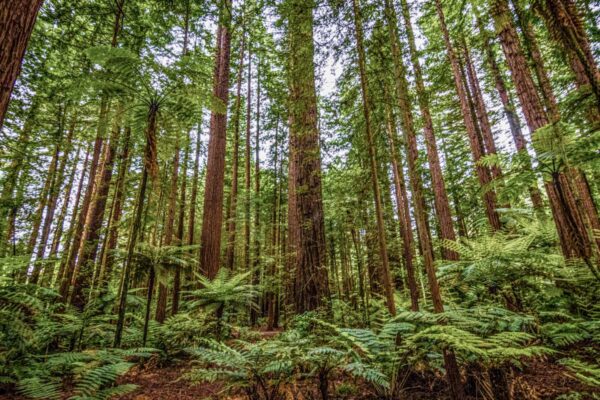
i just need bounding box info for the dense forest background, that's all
[1,0,600,399]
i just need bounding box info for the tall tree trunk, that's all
[398,0,459,260]
[267,120,281,331]
[27,104,65,262]
[114,104,157,347]
[55,145,90,288]
[511,1,561,120]
[462,42,504,182]
[27,138,61,281]
[250,66,261,326]
[156,139,179,323]
[70,106,121,310]
[0,0,43,129]
[534,0,600,116]
[31,111,75,283]
[435,0,502,232]
[244,50,252,274]
[58,98,108,302]
[0,103,36,255]
[474,13,544,209]
[199,1,232,279]
[492,0,600,270]
[351,0,395,316]
[224,33,246,271]
[382,94,419,311]
[172,135,189,316]
[285,0,330,313]
[42,145,82,286]
[97,127,131,290]
[188,128,201,247]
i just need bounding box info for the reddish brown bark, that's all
[475,14,544,210]
[188,129,201,247]
[286,0,330,313]
[492,0,599,268]
[97,127,131,290]
[534,0,600,116]
[0,0,43,129]
[398,0,459,259]
[199,1,232,279]
[224,33,246,271]
[156,142,180,323]
[41,145,81,286]
[436,0,502,232]
[55,145,90,288]
[462,43,504,182]
[58,99,107,302]
[70,110,120,309]
[352,0,395,316]
[512,1,561,120]
[32,111,75,284]
[244,51,252,274]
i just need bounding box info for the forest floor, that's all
[2,331,599,400]
[113,358,598,400]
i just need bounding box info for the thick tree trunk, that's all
[0,0,43,129]
[199,1,232,279]
[286,0,330,313]
[352,0,395,316]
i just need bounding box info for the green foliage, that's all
[16,348,157,400]
[186,269,259,314]
[560,358,600,387]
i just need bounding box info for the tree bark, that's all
[0,0,43,129]
[199,1,232,279]
[58,98,108,302]
[474,13,544,210]
[70,106,121,309]
[398,0,459,260]
[285,0,330,313]
[55,145,90,288]
[224,33,246,271]
[352,0,395,316]
[435,0,502,232]
[114,104,157,347]
[156,139,179,323]
[97,127,131,290]
[492,0,600,268]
